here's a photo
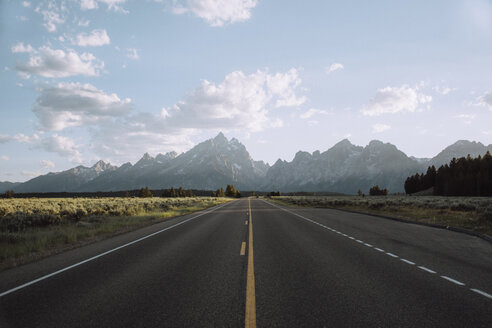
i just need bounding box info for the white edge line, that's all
[470,288,492,299]
[374,248,385,252]
[0,201,231,298]
[440,276,465,286]
[386,252,398,258]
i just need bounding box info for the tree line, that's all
[404,151,492,196]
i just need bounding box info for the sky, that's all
[1,0,492,182]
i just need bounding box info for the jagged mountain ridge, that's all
[6,135,492,194]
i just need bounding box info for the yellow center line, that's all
[245,198,256,328]
[240,242,246,256]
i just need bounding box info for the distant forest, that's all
[405,151,492,196]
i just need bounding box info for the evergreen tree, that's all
[369,185,388,196]
[216,188,225,197]
[139,186,153,198]
[170,187,177,198]
[225,184,236,197]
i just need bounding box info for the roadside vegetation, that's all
[0,197,230,271]
[268,195,492,237]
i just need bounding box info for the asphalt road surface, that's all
[1,198,491,327]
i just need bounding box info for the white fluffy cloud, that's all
[126,48,139,60]
[81,0,98,10]
[34,1,66,32]
[326,63,344,74]
[40,134,82,163]
[172,0,258,26]
[11,42,34,53]
[33,82,132,131]
[40,159,56,168]
[362,84,432,116]
[80,0,128,12]
[73,29,110,47]
[86,68,304,161]
[15,46,104,78]
[300,108,330,119]
[163,68,305,131]
[433,85,452,95]
[0,156,9,161]
[372,123,391,133]
[478,91,492,110]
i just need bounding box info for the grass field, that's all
[0,197,231,271]
[268,196,492,237]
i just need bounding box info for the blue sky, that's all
[1,0,492,182]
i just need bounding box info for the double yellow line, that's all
[245,198,256,328]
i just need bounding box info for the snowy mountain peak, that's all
[91,160,114,172]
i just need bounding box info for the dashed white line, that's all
[470,289,492,299]
[400,259,415,265]
[441,276,465,286]
[418,266,437,274]
[262,200,492,301]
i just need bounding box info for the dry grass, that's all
[0,197,230,271]
[268,196,492,237]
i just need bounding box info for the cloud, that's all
[33,82,132,131]
[172,0,258,27]
[21,170,42,178]
[14,134,40,143]
[433,85,452,95]
[126,48,139,60]
[34,2,66,32]
[478,91,492,110]
[73,29,110,46]
[40,159,55,168]
[86,68,304,162]
[40,134,82,163]
[22,1,31,8]
[11,42,34,53]
[455,113,476,125]
[77,19,90,27]
[163,68,305,131]
[80,0,98,10]
[326,63,344,74]
[0,156,9,161]
[300,108,330,119]
[362,84,432,116]
[16,46,104,78]
[372,123,391,133]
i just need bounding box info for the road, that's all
[1,198,491,327]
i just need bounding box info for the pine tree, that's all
[139,186,153,198]
[225,184,236,197]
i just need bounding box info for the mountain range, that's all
[2,133,492,194]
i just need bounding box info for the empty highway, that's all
[1,198,491,327]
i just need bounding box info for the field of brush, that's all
[269,196,492,237]
[0,197,230,270]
